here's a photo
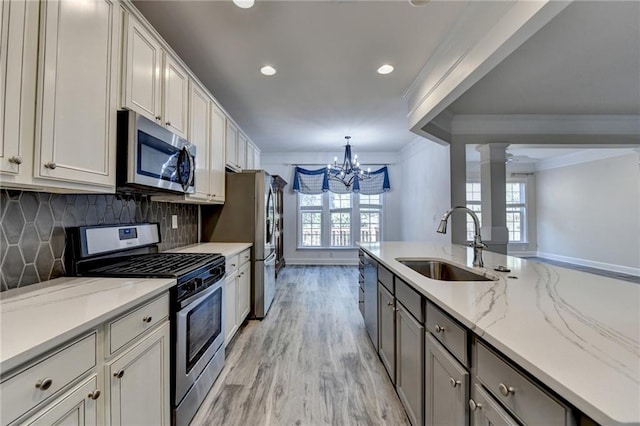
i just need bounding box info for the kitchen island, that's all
[359,241,639,426]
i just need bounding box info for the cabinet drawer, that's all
[396,278,424,324]
[378,264,394,293]
[226,254,239,274]
[476,341,571,425]
[108,293,169,355]
[239,248,251,265]
[0,333,96,424]
[426,301,468,367]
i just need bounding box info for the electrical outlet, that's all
[172,215,178,229]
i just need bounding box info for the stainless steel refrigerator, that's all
[201,170,276,319]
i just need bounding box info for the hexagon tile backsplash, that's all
[0,190,198,291]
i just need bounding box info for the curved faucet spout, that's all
[436,206,486,268]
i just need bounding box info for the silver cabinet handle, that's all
[231,263,236,268]
[88,390,101,400]
[35,377,53,390]
[469,399,482,411]
[143,316,152,323]
[498,383,515,396]
[8,155,22,164]
[114,370,125,379]
[44,162,57,169]
[450,377,461,387]
[435,324,445,333]
[166,121,171,126]
[387,301,393,306]
[155,116,161,121]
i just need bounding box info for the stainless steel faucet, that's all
[437,206,487,268]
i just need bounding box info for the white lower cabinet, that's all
[224,248,252,346]
[0,293,170,426]
[107,321,170,426]
[22,375,100,426]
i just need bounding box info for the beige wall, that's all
[536,151,640,275]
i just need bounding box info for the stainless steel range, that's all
[67,223,226,426]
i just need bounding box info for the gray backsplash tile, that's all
[0,189,199,291]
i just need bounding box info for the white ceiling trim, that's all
[405,0,571,138]
[451,114,640,136]
[536,148,639,171]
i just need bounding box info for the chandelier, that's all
[327,136,371,189]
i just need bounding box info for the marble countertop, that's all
[165,242,252,258]
[358,241,640,426]
[0,276,175,374]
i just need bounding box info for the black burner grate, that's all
[86,253,222,277]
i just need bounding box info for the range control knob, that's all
[183,282,196,293]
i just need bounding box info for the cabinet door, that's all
[246,141,255,169]
[108,322,170,426]
[237,133,248,170]
[470,384,519,426]
[225,120,239,170]
[253,146,261,169]
[0,0,28,175]
[209,105,226,202]
[363,254,378,350]
[237,261,251,323]
[425,333,469,426]
[188,82,210,201]
[23,375,100,426]
[36,0,119,188]
[163,54,189,138]
[396,304,424,426]
[378,283,395,383]
[123,14,162,122]
[225,274,238,346]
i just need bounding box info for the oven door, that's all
[175,281,224,404]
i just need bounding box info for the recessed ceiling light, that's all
[260,65,276,76]
[377,64,394,75]
[233,0,254,9]
[409,0,430,6]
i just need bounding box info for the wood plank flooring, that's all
[191,266,410,426]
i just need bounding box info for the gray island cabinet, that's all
[357,245,606,426]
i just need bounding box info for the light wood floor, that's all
[191,266,410,426]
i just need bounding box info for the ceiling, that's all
[133,0,468,153]
[133,1,639,154]
[448,1,640,115]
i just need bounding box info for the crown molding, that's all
[451,114,640,136]
[537,148,638,171]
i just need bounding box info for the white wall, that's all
[536,151,640,275]
[261,151,402,266]
[399,138,451,242]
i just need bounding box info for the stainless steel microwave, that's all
[117,110,196,194]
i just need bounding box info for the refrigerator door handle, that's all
[265,251,276,264]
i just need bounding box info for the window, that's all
[465,181,527,243]
[300,194,322,247]
[298,192,383,248]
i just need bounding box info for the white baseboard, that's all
[536,251,640,277]
[507,250,538,258]
[286,258,359,266]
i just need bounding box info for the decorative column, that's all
[477,143,510,254]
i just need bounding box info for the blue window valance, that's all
[292,166,390,195]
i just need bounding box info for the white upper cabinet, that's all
[237,132,247,170]
[246,141,255,170]
[210,104,226,203]
[0,0,32,177]
[225,120,239,171]
[188,82,210,201]
[35,0,120,188]
[122,13,188,139]
[122,14,162,123]
[162,55,188,138]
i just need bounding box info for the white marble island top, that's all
[0,276,175,374]
[359,241,640,426]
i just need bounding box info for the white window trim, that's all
[297,192,383,249]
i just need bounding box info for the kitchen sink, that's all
[397,259,498,282]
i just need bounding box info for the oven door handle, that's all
[179,280,221,310]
